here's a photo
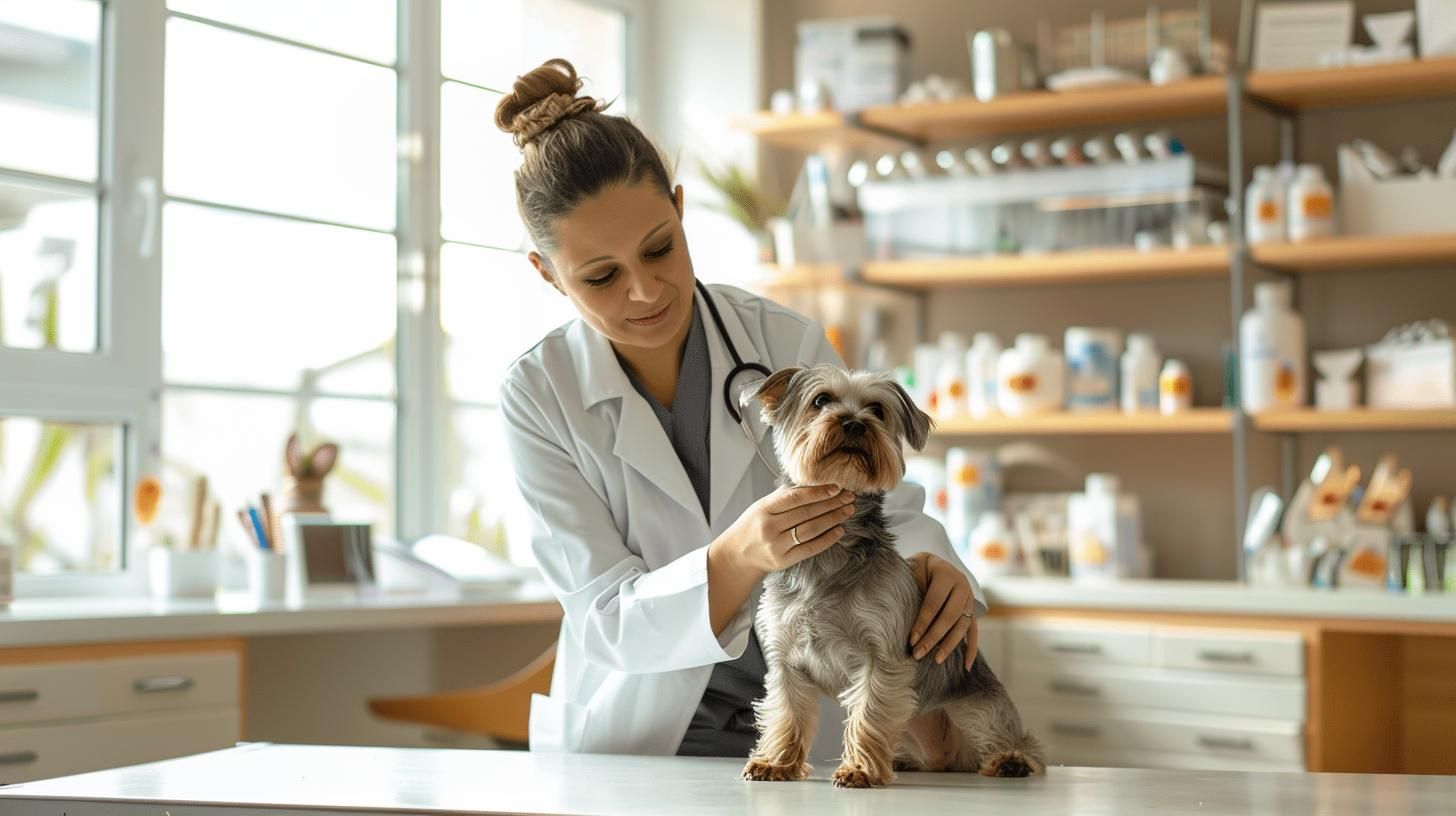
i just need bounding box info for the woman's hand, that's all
[906,552,980,670]
[720,484,857,577]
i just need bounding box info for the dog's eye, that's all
[867,403,886,421]
[812,392,833,409]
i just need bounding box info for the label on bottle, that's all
[979,540,1008,563]
[1258,200,1280,221]
[1007,374,1037,393]
[1301,193,1333,218]
[954,464,980,486]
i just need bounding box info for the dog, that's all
[739,365,1044,789]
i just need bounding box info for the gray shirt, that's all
[620,301,767,759]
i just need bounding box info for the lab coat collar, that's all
[564,283,772,528]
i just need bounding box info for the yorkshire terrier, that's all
[740,365,1044,789]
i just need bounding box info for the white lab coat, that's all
[500,283,985,756]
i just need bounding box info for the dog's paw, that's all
[832,764,892,788]
[742,758,811,782]
[979,749,1044,778]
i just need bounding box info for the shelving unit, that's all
[737,111,908,153]
[1251,409,1456,433]
[1250,234,1456,273]
[861,246,1228,288]
[934,409,1233,437]
[742,38,1456,584]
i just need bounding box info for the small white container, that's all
[912,342,942,414]
[1288,163,1336,242]
[245,549,288,602]
[997,334,1065,417]
[1240,281,1307,412]
[966,332,1002,418]
[1065,327,1123,412]
[1366,336,1456,408]
[945,448,1002,559]
[1067,474,1145,582]
[1159,359,1194,414]
[935,332,970,421]
[148,547,220,600]
[967,511,1022,577]
[1245,165,1287,244]
[1120,333,1162,413]
[905,456,949,526]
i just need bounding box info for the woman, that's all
[496,58,985,757]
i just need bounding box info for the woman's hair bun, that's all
[494,58,604,148]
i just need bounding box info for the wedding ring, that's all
[791,526,803,546]
[962,610,976,619]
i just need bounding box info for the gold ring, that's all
[962,610,976,619]
[791,526,802,546]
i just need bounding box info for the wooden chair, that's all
[367,645,555,747]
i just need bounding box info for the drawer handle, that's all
[1048,680,1101,697]
[1196,649,1256,665]
[0,689,40,704]
[1049,642,1104,656]
[1050,723,1101,739]
[0,751,38,766]
[1197,736,1255,752]
[133,675,195,694]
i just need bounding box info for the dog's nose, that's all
[842,419,866,438]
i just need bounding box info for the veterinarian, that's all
[497,59,986,757]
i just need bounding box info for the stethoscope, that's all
[695,280,782,479]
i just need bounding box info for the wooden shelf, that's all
[1251,234,1456,273]
[857,76,1227,142]
[934,409,1233,436]
[860,245,1228,289]
[1247,57,1456,112]
[1252,409,1456,433]
[737,111,909,153]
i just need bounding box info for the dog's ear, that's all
[740,366,801,425]
[887,381,933,451]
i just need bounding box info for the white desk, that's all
[1,743,1453,815]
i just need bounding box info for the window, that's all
[0,0,639,594]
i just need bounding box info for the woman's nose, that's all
[624,266,663,303]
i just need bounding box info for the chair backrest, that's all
[368,643,555,744]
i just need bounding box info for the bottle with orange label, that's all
[945,447,1002,560]
[1068,474,1146,581]
[967,511,1022,577]
[997,333,1065,417]
[1239,281,1307,412]
[1287,164,1335,242]
[935,332,970,421]
[1245,165,1286,245]
[1159,359,1193,415]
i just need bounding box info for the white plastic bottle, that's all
[945,448,1002,561]
[965,332,1002,418]
[1068,474,1144,581]
[1240,281,1307,412]
[1245,165,1286,245]
[1159,359,1193,415]
[912,343,941,415]
[1120,334,1162,413]
[997,334,1065,417]
[935,332,970,421]
[1065,327,1122,412]
[1287,163,1335,242]
[967,511,1021,577]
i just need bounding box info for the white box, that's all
[795,17,909,112]
[1365,338,1456,408]
[1340,176,1456,236]
[1419,0,1456,56]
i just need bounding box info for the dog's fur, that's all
[740,365,1044,789]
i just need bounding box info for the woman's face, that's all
[531,181,694,354]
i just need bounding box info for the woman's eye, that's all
[645,240,674,259]
[585,268,618,287]
[868,403,886,420]
[812,392,832,409]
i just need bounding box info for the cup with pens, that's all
[139,473,225,600]
[240,492,287,602]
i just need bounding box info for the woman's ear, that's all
[529,251,563,295]
[673,184,684,217]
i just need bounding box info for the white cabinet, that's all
[1006,618,1306,772]
[0,644,242,783]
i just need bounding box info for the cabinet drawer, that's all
[1154,627,1304,677]
[1025,704,1304,765]
[0,707,239,784]
[1011,663,1306,720]
[98,652,240,716]
[0,661,105,726]
[1010,620,1151,668]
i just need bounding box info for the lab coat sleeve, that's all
[500,381,753,675]
[797,321,988,616]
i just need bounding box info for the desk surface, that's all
[1,744,1453,816]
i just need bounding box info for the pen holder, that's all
[148,547,220,600]
[245,549,288,602]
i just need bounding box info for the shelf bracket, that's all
[844,112,924,150]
